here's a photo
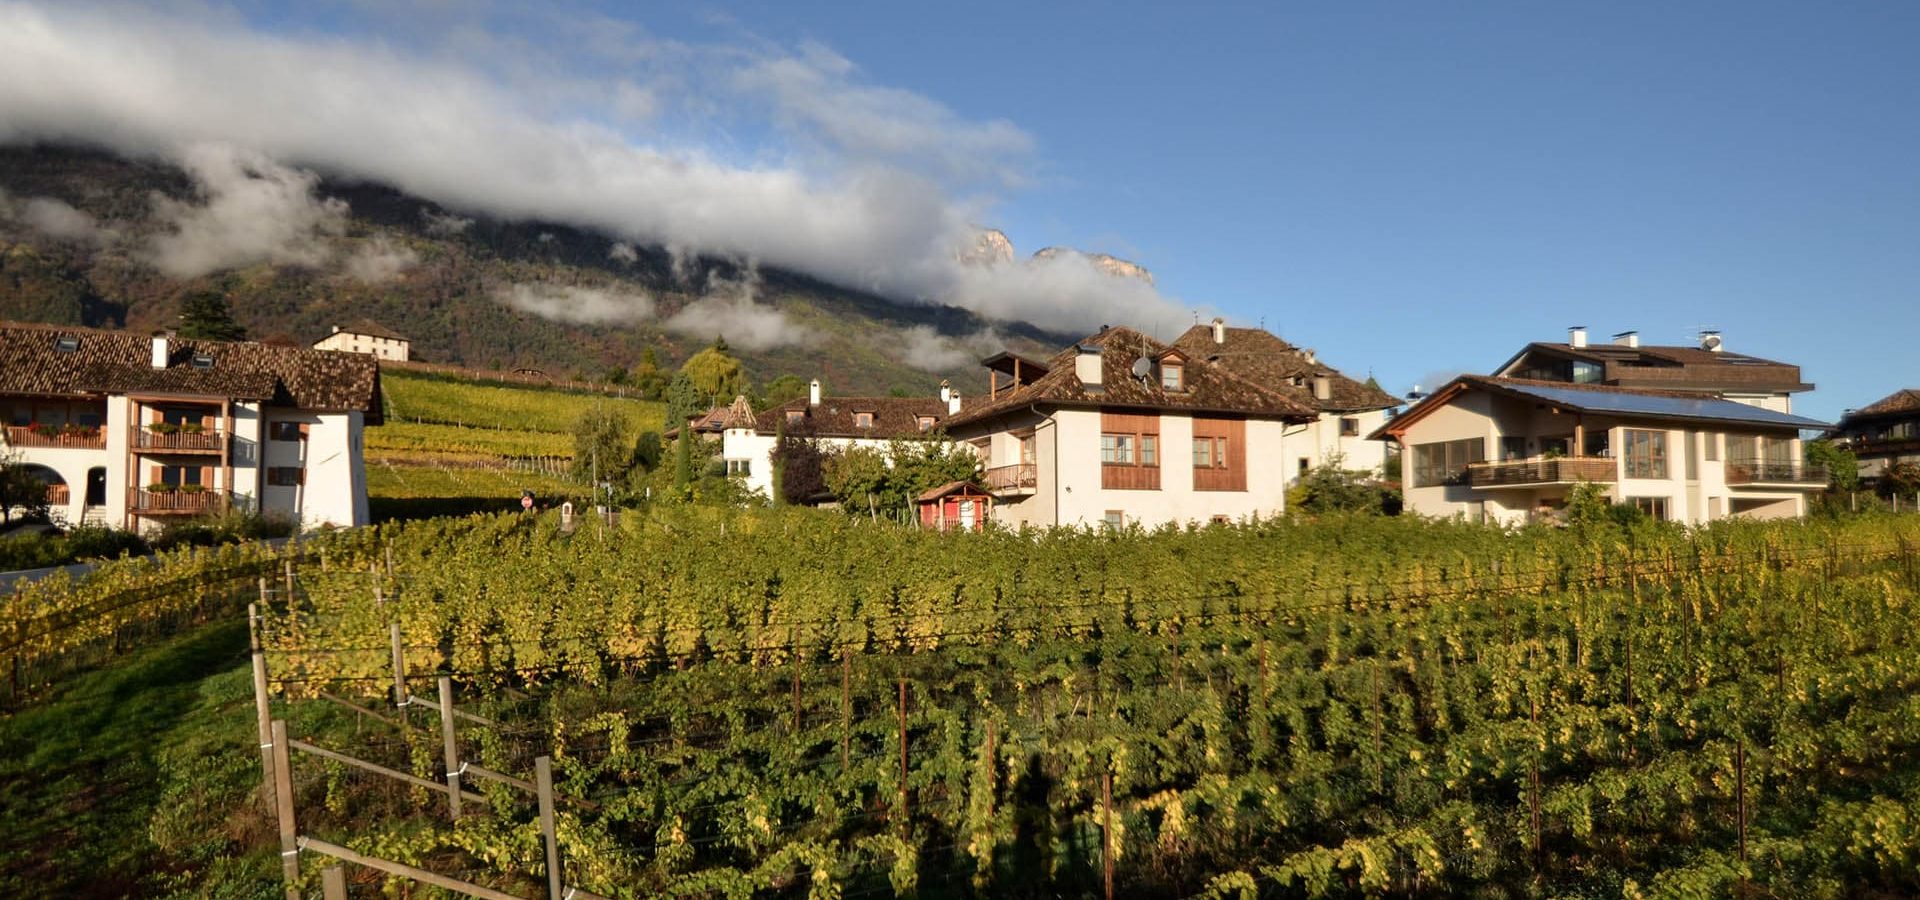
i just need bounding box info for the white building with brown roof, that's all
[717,381,959,502]
[1494,327,1811,412]
[313,320,411,362]
[1831,389,1920,483]
[1375,374,1830,526]
[0,321,383,531]
[1171,318,1400,480]
[944,326,1320,529]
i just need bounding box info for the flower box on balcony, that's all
[149,422,180,435]
[147,482,177,493]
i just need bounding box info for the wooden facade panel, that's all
[1101,409,1161,490]
[1101,411,1161,434]
[1192,417,1246,492]
[1102,464,1161,491]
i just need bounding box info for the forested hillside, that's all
[0,145,1071,395]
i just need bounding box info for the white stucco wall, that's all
[315,332,410,362]
[1045,409,1292,529]
[261,409,367,528]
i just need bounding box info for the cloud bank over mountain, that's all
[0,2,1186,335]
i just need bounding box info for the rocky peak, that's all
[957,228,1014,266]
[1030,247,1154,285]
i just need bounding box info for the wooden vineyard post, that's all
[321,865,347,900]
[371,561,383,605]
[898,677,909,825]
[249,603,276,807]
[438,676,462,820]
[389,622,408,713]
[270,719,301,900]
[1737,741,1749,897]
[536,756,562,900]
[283,559,295,603]
[841,655,852,771]
[1101,769,1115,900]
[385,543,395,579]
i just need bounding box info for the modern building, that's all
[1373,375,1830,526]
[313,320,411,362]
[716,382,959,502]
[1494,327,1811,412]
[0,321,383,531]
[943,326,1320,529]
[1831,389,1920,483]
[1171,318,1399,479]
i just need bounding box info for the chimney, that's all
[1074,343,1104,388]
[947,390,961,415]
[1613,330,1639,349]
[1568,326,1588,349]
[1700,330,1724,353]
[938,379,951,404]
[1210,316,1226,345]
[808,378,821,407]
[331,324,342,335]
[150,331,170,369]
[1312,375,1332,402]
[1303,348,1317,365]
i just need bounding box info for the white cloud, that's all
[0,3,1187,335]
[143,143,347,277]
[422,209,472,236]
[343,236,418,282]
[496,282,654,325]
[0,188,112,243]
[608,241,638,263]
[661,264,804,350]
[893,324,999,372]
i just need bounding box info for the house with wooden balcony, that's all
[1373,375,1830,525]
[1494,327,1812,412]
[943,326,1319,529]
[1171,318,1400,480]
[1831,389,1920,485]
[0,321,382,531]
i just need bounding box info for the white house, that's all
[1,321,383,532]
[942,326,1320,529]
[313,320,411,362]
[1171,318,1399,480]
[1374,374,1830,526]
[716,382,959,502]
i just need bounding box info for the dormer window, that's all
[854,411,874,428]
[190,353,215,370]
[1160,363,1183,391]
[53,335,79,353]
[785,409,805,424]
[918,416,936,431]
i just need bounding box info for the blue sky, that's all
[10,2,1918,420]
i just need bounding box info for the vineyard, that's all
[191,510,1920,898]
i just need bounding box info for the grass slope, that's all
[0,619,278,898]
[380,369,666,435]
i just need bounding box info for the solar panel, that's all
[1498,382,1829,429]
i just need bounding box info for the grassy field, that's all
[380,369,665,435]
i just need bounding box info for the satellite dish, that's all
[1131,357,1153,379]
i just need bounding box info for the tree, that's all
[772,425,830,506]
[665,372,707,430]
[630,347,669,401]
[0,453,48,524]
[672,426,695,493]
[631,431,664,474]
[1884,461,1920,500]
[176,291,247,341]
[1288,454,1387,516]
[1804,439,1861,493]
[571,407,634,487]
[823,437,980,520]
[680,339,745,401]
[762,375,810,408]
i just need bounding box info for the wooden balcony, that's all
[1467,457,1616,489]
[1102,464,1160,491]
[136,429,227,454]
[984,463,1038,494]
[4,424,106,450]
[130,488,228,515]
[1726,459,1828,488]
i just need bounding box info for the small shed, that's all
[916,481,993,532]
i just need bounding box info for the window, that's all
[1100,433,1135,465]
[269,421,305,442]
[1140,435,1158,466]
[1102,510,1125,529]
[190,353,215,370]
[1019,433,1036,466]
[1703,432,1720,462]
[1298,457,1311,477]
[157,465,205,488]
[1161,363,1183,391]
[725,459,752,476]
[1623,429,1668,479]
[1572,361,1603,384]
[1192,437,1217,468]
[1584,429,1611,458]
[267,466,303,487]
[1629,496,1669,521]
[1409,438,1486,487]
[1340,417,1360,437]
[1501,436,1527,460]
[918,416,936,432]
[786,409,805,425]
[853,411,874,428]
[53,334,79,353]
[1210,515,1231,525]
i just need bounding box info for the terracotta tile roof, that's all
[946,326,1319,430]
[756,395,952,439]
[1171,324,1398,412]
[916,480,991,502]
[0,320,383,421]
[1847,388,1920,420]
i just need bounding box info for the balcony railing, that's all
[1467,456,1617,488]
[44,483,70,506]
[4,424,106,449]
[130,488,228,515]
[136,429,227,453]
[1726,459,1828,486]
[984,463,1038,492]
